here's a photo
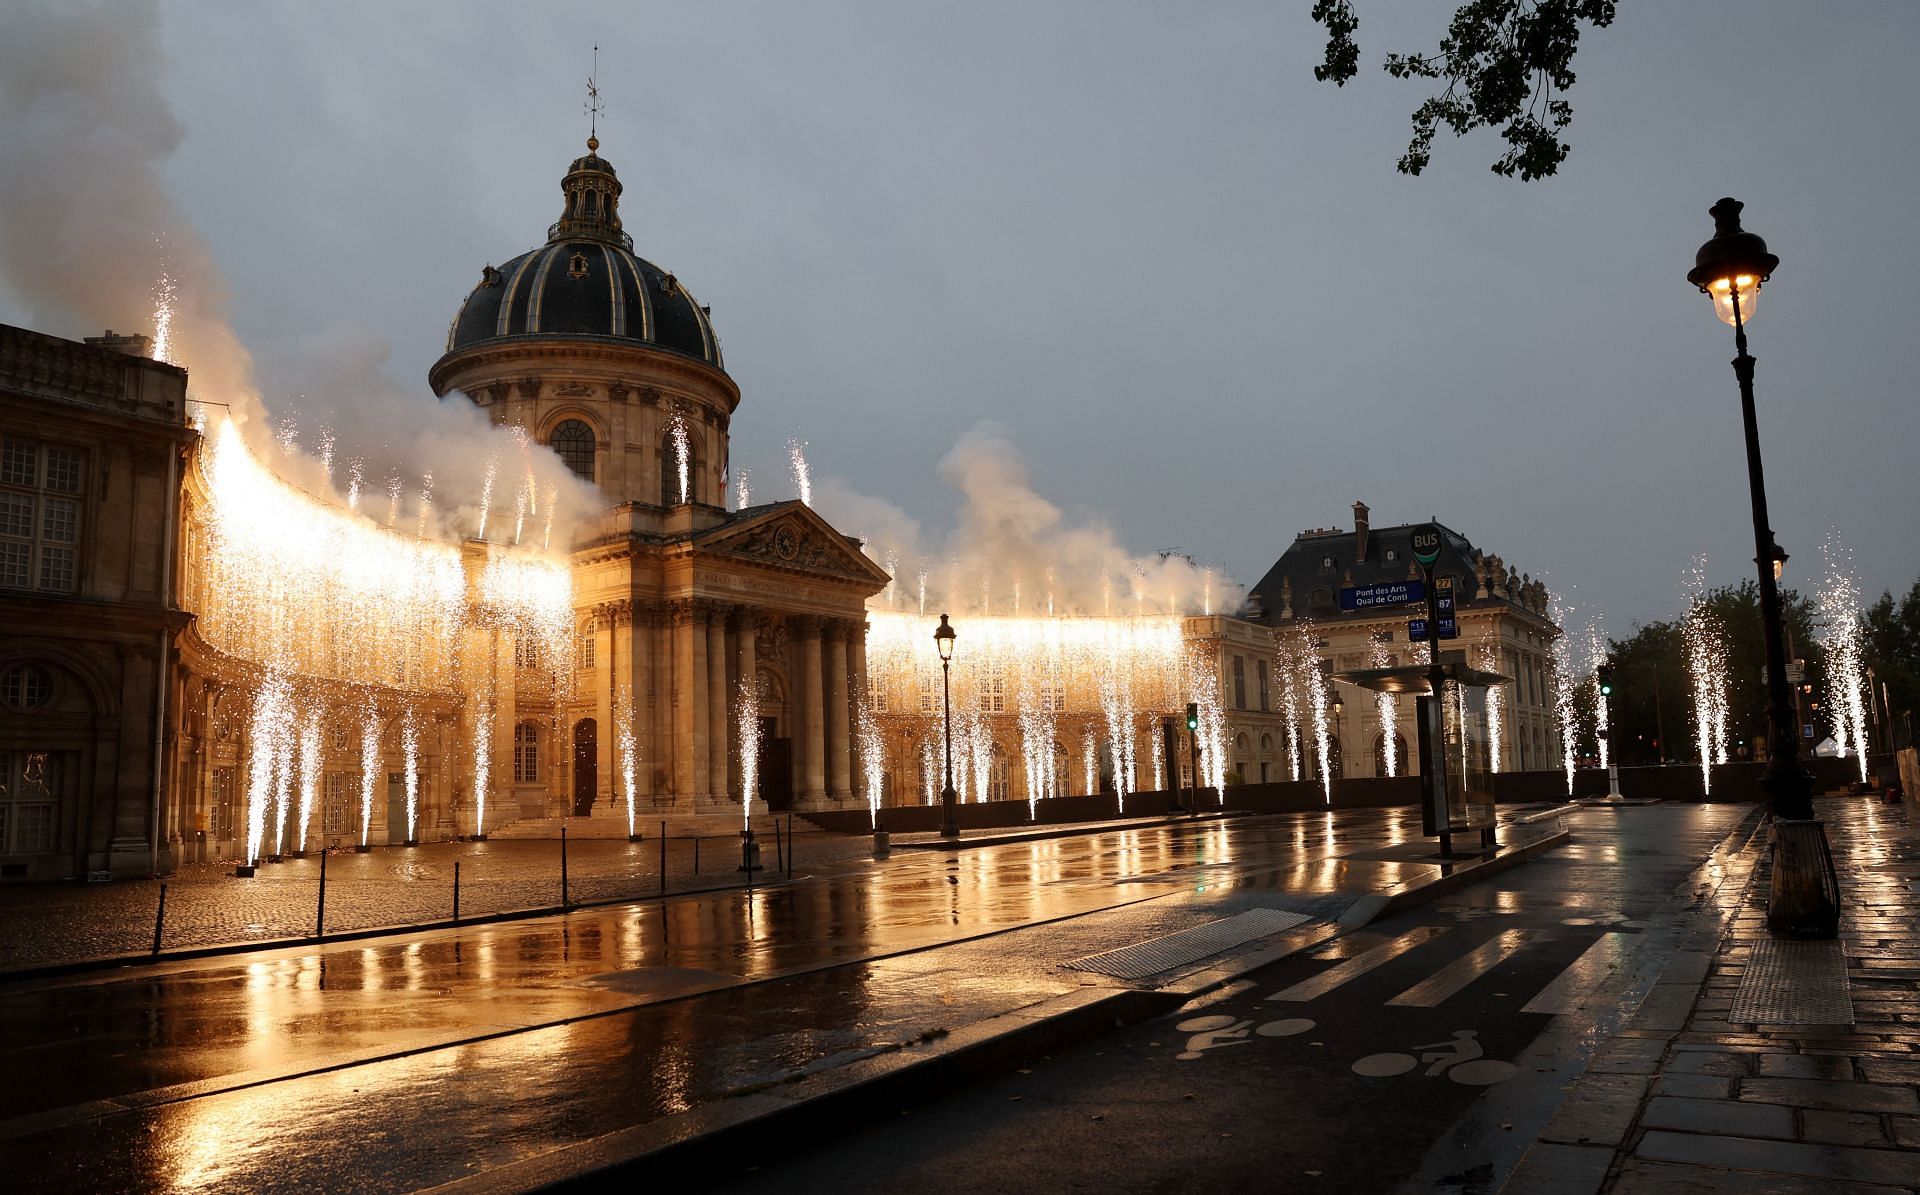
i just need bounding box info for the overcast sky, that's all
[4,1,1915,631]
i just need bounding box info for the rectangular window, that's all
[212,767,237,840]
[978,669,1006,713]
[322,773,353,837]
[1256,660,1270,711]
[919,674,935,714]
[0,439,84,594]
[0,749,67,854]
[872,684,888,714]
[1232,656,1246,710]
[579,633,596,671]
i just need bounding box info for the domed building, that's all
[433,137,889,826]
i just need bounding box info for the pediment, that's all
[695,501,891,590]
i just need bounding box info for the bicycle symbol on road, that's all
[1173,1014,1316,1060]
[1351,1030,1517,1085]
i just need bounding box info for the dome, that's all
[439,141,724,370]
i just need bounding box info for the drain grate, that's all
[1064,908,1311,980]
[1729,940,1853,1025]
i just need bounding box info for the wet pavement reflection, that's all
[0,806,1503,1192]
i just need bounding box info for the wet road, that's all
[0,807,1481,1193]
[713,804,1760,1195]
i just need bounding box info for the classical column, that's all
[793,616,827,803]
[732,610,759,801]
[629,604,653,800]
[593,608,615,810]
[650,607,672,804]
[824,619,851,802]
[707,602,731,808]
[608,602,632,814]
[672,600,707,810]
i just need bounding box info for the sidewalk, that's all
[1507,795,1920,1193]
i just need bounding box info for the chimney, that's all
[84,329,154,358]
[1352,501,1370,561]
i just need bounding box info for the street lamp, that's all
[935,613,959,839]
[1687,197,1838,937]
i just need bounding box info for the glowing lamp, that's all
[1687,197,1778,328]
[934,613,956,661]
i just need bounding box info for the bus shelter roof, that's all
[1330,662,1510,695]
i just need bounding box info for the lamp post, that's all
[1687,197,1838,938]
[935,613,959,839]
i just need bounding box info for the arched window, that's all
[549,420,596,483]
[1373,733,1409,778]
[660,424,701,505]
[513,721,541,784]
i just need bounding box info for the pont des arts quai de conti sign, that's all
[1340,580,1426,611]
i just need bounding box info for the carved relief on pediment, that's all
[730,519,845,574]
[757,619,788,667]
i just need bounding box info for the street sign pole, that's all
[1410,524,1450,855]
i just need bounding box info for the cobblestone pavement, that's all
[0,813,1208,972]
[0,822,886,972]
[1507,795,1920,1193]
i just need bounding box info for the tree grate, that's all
[1063,908,1312,980]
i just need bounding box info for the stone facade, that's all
[0,324,193,879]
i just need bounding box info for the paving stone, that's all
[1652,1073,1734,1100]
[1889,1114,1920,1149]
[1800,1110,1890,1148]
[1540,1073,1652,1147]
[1501,1142,1611,1195]
[1739,1077,1920,1114]
[1857,1057,1920,1084]
[1636,1130,1920,1187]
[1756,1053,1858,1081]
[1612,1157,1906,1195]
[1668,1051,1754,1077]
[1640,1095,1794,1139]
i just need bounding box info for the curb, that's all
[0,871,804,986]
[429,827,1574,1191]
[896,810,1244,851]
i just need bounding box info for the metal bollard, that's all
[773,819,784,873]
[788,815,795,877]
[659,822,667,896]
[151,883,168,956]
[315,849,327,940]
[560,824,570,909]
[453,860,461,923]
[693,835,700,874]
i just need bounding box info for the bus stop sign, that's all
[1410,523,1443,567]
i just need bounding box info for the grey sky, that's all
[5,1,1916,631]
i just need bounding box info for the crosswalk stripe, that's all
[1387,929,1536,1007]
[1267,926,1450,1003]
[1520,932,1635,1015]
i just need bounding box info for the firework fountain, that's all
[401,712,420,843]
[1547,592,1579,795]
[1683,562,1732,794]
[1586,621,1610,772]
[669,413,691,504]
[856,697,885,827]
[616,685,638,838]
[296,709,321,851]
[1817,537,1871,782]
[1475,641,1504,773]
[787,437,812,507]
[736,676,762,831]
[1369,633,1398,777]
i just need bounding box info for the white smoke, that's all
[813,422,1238,617]
[0,0,599,546]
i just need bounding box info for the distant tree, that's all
[1863,582,1920,748]
[1602,581,1827,765]
[1310,0,1617,180]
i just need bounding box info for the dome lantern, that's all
[548,139,630,249]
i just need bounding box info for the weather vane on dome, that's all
[585,44,603,151]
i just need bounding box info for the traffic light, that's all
[1597,663,1614,697]
[1185,702,1199,732]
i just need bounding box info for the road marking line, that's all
[1387,929,1535,1008]
[1520,932,1635,1015]
[1266,925,1449,1002]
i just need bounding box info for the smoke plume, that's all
[814,422,1238,617]
[0,0,597,547]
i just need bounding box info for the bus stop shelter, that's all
[1332,661,1510,856]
